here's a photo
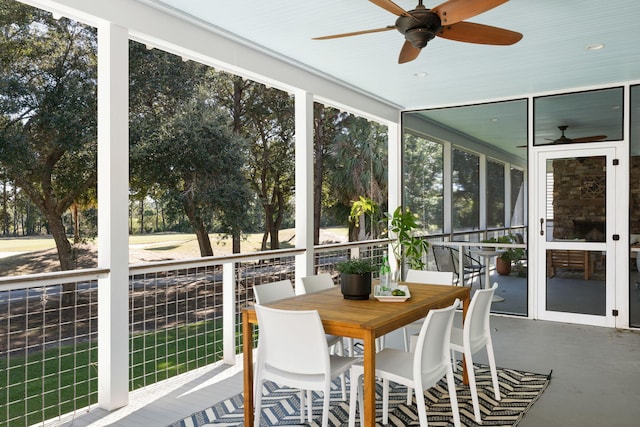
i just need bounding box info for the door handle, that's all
[540,218,544,236]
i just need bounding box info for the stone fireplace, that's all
[552,157,606,241]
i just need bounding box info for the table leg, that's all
[363,330,376,427]
[487,256,505,302]
[243,313,254,427]
[462,293,470,386]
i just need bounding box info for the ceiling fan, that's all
[544,125,607,145]
[313,0,523,64]
[518,126,607,148]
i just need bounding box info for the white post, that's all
[387,119,401,265]
[97,22,129,410]
[222,262,236,364]
[388,120,401,213]
[504,162,512,229]
[479,154,487,232]
[443,142,453,236]
[294,90,314,294]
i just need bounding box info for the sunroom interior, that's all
[2,0,640,426]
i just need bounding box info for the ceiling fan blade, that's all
[369,0,412,17]
[570,135,607,143]
[398,40,421,64]
[437,21,522,45]
[432,0,509,25]
[313,26,396,40]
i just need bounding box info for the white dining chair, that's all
[348,299,461,427]
[450,282,501,423]
[254,305,360,427]
[253,279,296,305]
[300,273,336,294]
[253,279,347,401]
[301,273,354,356]
[402,269,455,351]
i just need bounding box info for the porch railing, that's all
[0,239,391,427]
[0,229,526,426]
[0,270,107,427]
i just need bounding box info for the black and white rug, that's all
[168,363,551,427]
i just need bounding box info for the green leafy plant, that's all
[384,206,430,277]
[336,258,375,275]
[349,196,382,240]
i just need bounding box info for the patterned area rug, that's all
[167,362,551,427]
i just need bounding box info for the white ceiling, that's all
[136,0,640,160]
[146,0,640,110]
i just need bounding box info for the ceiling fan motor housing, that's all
[396,7,441,48]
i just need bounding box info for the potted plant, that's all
[336,258,375,300]
[384,206,430,281]
[481,234,525,275]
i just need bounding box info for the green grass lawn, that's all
[0,227,348,260]
[0,226,346,425]
[0,236,58,252]
[0,320,234,427]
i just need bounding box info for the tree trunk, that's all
[192,219,213,257]
[12,186,18,236]
[47,213,74,269]
[72,204,80,244]
[357,213,367,241]
[1,172,8,236]
[46,211,75,306]
[139,198,144,234]
[270,189,285,250]
[261,204,272,251]
[270,224,279,250]
[261,230,269,251]
[348,222,358,242]
[182,198,213,257]
[232,230,241,253]
[154,198,160,232]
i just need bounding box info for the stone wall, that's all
[552,157,606,240]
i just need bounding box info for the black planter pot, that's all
[340,272,372,300]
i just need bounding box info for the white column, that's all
[504,163,512,228]
[443,142,453,235]
[387,120,401,265]
[97,22,129,410]
[387,120,401,213]
[479,154,487,231]
[294,90,314,294]
[222,262,236,364]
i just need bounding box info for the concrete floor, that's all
[61,315,640,427]
[370,314,640,426]
[385,316,640,427]
[476,316,640,427]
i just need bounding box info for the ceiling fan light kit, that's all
[397,6,441,48]
[313,0,522,63]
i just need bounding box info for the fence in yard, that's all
[0,240,386,426]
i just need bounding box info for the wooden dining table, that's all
[241,282,471,427]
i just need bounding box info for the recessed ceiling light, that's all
[586,43,605,51]
[414,72,428,78]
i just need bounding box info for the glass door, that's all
[536,147,617,326]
